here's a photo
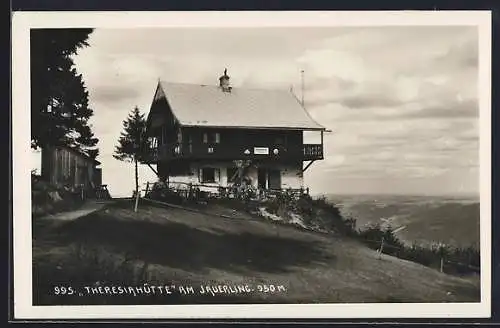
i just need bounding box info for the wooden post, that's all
[80,185,84,201]
[134,188,140,213]
[440,257,444,273]
[378,237,385,259]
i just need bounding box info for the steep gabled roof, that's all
[154,81,327,131]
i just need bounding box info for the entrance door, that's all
[257,168,267,189]
[268,169,281,190]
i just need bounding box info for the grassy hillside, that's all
[33,200,480,305]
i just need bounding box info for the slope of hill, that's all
[33,200,480,305]
[327,194,480,249]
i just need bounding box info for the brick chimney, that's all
[219,68,232,92]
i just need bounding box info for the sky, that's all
[31,26,480,197]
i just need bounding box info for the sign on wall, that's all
[253,147,269,155]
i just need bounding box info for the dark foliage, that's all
[31,29,99,156]
[264,192,357,235]
[31,173,86,218]
[147,184,185,205]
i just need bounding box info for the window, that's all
[188,135,193,153]
[199,167,219,183]
[202,131,220,144]
[150,137,158,148]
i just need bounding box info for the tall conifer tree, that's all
[31,28,99,157]
[113,107,147,196]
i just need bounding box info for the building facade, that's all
[142,70,327,193]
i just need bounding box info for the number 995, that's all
[54,286,75,295]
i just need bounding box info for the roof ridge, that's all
[158,80,292,94]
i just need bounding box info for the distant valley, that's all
[326,194,480,249]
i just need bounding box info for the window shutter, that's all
[215,132,221,144]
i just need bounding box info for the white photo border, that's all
[12,10,492,320]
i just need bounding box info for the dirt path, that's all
[38,200,114,221]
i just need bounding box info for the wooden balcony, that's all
[141,142,324,163]
[303,144,324,160]
[141,148,159,164]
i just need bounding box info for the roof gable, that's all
[155,81,327,131]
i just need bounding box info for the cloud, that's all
[298,26,479,131]
[90,84,142,106]
[382,99,479,120]
[434,34,479,69]
[338,93,404,109]
[414,100,478,119]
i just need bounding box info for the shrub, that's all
[309,196,357,235]
[358,225,397,255]
[146,183,184,204]
[264,190,295,218]
[31,174,86,218]
[261,193,357,235]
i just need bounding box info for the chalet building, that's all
[41,145,102,189]
[142,70,328,193]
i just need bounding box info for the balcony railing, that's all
[141,142,324,163]
[303,144,324,160]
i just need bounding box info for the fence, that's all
[360,236,480,275]
[142,180,309,202]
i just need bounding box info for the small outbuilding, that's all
[41,145,101,190]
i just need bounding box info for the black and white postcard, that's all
[12,10,492,320]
